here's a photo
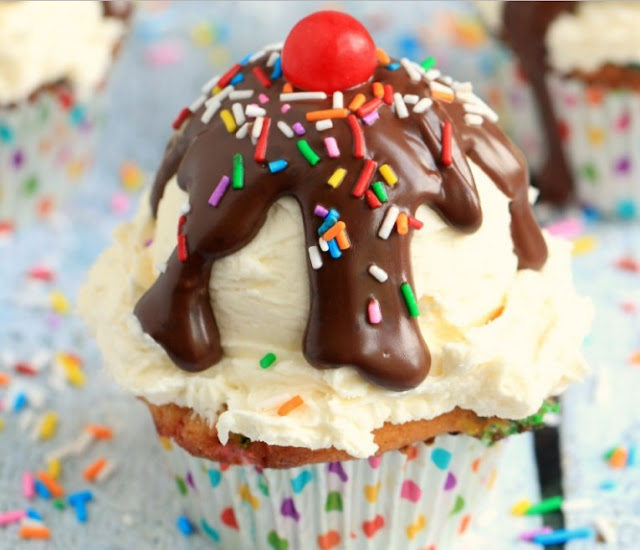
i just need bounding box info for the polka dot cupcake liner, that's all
[161,434,504,549]
[547,74,640,220]
[0,86,104,231]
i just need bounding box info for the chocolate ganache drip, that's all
[135,52,548,391]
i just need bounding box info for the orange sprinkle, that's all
[376,47,391,65]
[322,221,346,242]
[36,471,65,498]
[283,82,293,93]
[609,447,628,469]
[277,395,304,416]
[305,108,349,122]
[336,229,351,251]
[0,372,10,386]
[396,213,409,235]
[372,82,384,99]
[19,525,51,540]
[628,350,640,365]
[348,93,366,111]
[431,89,455,103]
[83,457,107,482]
[458,514,472,535]
[85,424,113,439]
[471,458,481,472]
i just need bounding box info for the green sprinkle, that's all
[371,181,388,203]
[22,175,38,196]
[603,447,616,461]
[420,56,436,71]
[260,352,277,369]
[232,152,244,189]
[400,282,420,317]
[297,139,320,166]
[53,499,66,510]
[175,475,188,495]
[524,495,563,516]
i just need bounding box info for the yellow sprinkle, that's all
[327,168,347,189]
[211,85,222,96]
[379,164,398,185]
[587,126,605,146]
[511,498,531,515]
[220,109,237,133]
[0,418,4,432]
[38,411,59,441]
[487,468,498,490]
[364,482,381,503]
[406,514,427,540]
[191,22,214,47]
[239,484,260,510]
[119,161,144,191]
[159,437,173,451]
[572,235,598,256]
[48,458,62,480]
[49,290,70,315]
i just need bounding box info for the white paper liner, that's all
[160,435,504,549]
[0,87,104,229]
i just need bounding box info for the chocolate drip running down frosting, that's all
[135,52,548,391]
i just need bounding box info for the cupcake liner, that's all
[547,73,640,219]
[160,434,505,550]
[0,85,105,230]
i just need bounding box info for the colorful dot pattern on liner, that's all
[0,85,103,230]
[161,435,504,550]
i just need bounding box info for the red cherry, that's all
[282,11,377,93]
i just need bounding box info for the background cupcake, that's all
[0,1,132,231]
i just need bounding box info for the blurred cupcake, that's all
[80,10,591,549]
[477,1,640,219]
[0,1,132,231]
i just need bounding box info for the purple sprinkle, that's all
[209,175,230,207]
[314,204,329,218]
[280,498,300,521]
[444,471,457,491]
[258,93,269,104]
[614,157,631,175]
[292,122,306,136]
[186,471,196,489]
[519,526,554,542]
[328,462,348,482]
[362,111,380,126]
[281,103,291,114]
[11,150,24,168]
[144,239,154,247]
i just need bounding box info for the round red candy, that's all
[282,11,377,93]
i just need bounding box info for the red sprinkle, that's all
[614,256,640,273]
[408,216,424,230]
[172,107,192,130]
[347,114,366,159]
[252,66,273,88]
[383,84,394,105]
[356,97,383,119]
[352,159,378,199]
[441,120,453,166]
[217,63,242,88]
[15,363,37,376]
[27,266,55,282]
[365,189,382,209]
[254,117,272,163]
[178,234,188,262]
[178,214,187,232]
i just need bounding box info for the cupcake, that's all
[476,1,640,219]
[0,1,132,231]
[80,10,591,549]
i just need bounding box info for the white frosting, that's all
[546,2,640,74]
[0,1,125,104]
[80,162,591,458]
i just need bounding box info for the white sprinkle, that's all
[315,119,333,132]
[31,350,50,371]
[27,387,45,409]
[561,498,594,513]
[30,414,43,440]
[441,75,453,85]
[393,93,409,119]
[232,103,246,127]
[332,91,344,109]
[429,80,454,98]
[252,116,264,140]
[20,518,46,530]
[155,262,167,274]
[236,122,250,140]
[463,102,499,123]
[201,74,220,94]
[249,49,266,63]
[378,205,400,239]
[308,246,323,270]
[95,460,117,483]
[368,264,389,283]
[277,120,294,138]
[264,41,284,51]
[201,100,220,124]
[229,89,255,100]
[403,94,419,105]
[453,81,473,94]
[318,238,329,252]
[400,57,421,82]
[464,113,484,126]
[245,104,267,118]
[70,430,94,455]
[180,201,190,215]
[594,517,617,545]
[424,69,441,81]
[280,92,328,102]
[19,410,35,431]
[413,97,433,114]
[189,95,207,113]
[266,52,280,67]
[212,84,234,103]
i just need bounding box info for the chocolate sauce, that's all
[135,55,548,391]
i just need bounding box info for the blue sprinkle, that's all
[581,204,601,223]
[387,62,401,71]
[327,208,340,220]
[68,490,93,505]
[328,239,341,259]
[0,123,14,144]
[268,159,288,173]
[201,519,220,542]
[291,470,312,494]
[208,469,222,488]
[599,479,618,491]
[431,448,452,470]
[533,527,594,545]
[177,515,195,536]
[615,199,637,220]
[627,445,638,467]
[317,213,338,235]
[26,509,43,521]
[13,392,28,412]
[230,73,245,86]
[271,57,282,80]
[34,480,51,500]
[69,105,86,127]
[74,502,88,523]
[240,53,253,66]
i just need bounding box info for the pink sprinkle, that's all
[22,472,35,500]
[519,526,554,541]
[281,103,291,113]
[111,191,131,215]
[314,204,329,218]
[544,217,584,239]
[144,41,185,66]
[0,510,26,526]
[292,122,306,136]
[367,298,382,325]
[362,111,380,126]
[258,93,269,104]
[324,137,340,158]
[208,175,231,207]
